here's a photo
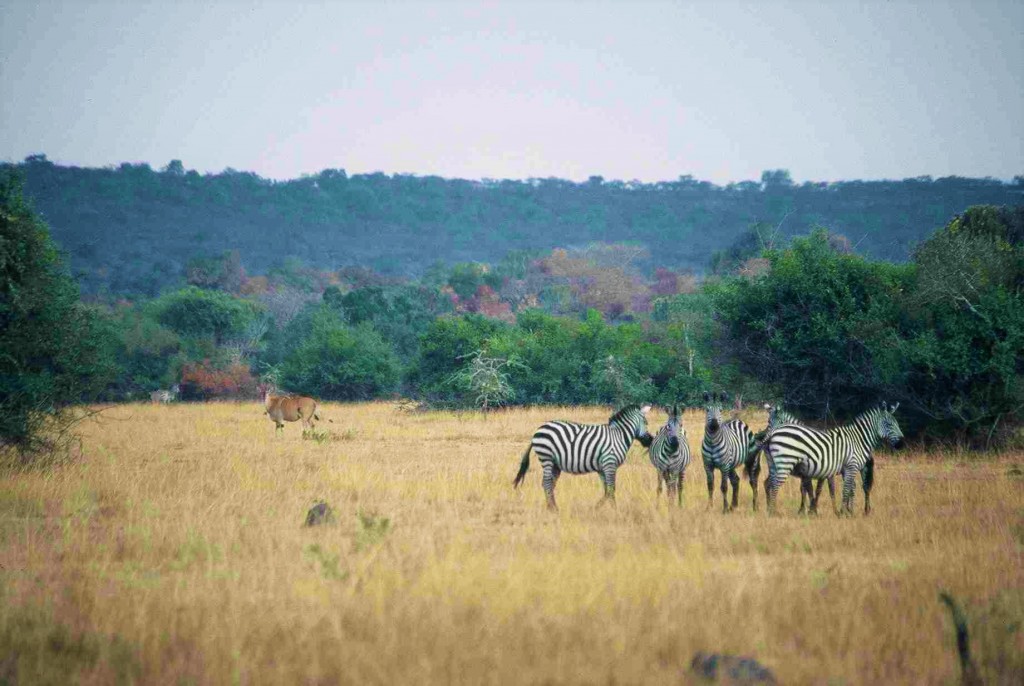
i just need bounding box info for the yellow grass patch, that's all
[1,403,1022,684]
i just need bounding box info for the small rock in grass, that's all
[304,501,335,527]
[690,652,778,685]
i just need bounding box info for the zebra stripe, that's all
[763,402,904,515]
[701,392,760,512]
[648,405,691,506]
[763,404,837,515]
[513,404,653,511]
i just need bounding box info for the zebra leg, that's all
[719,469,730,512]
[656,470,664,498]
[809,478,824,515]
[798,477,812,515]
[677,470,685,508]
[542,463,561,512]
[665,470,677,504]
[746,457,761,512]
[704,463,715,510]
[727,469,740,512]
[823,477,838,515]
[841,468,857,517]
[600,462,618,507]
[766,464,794,516]
[862,458,874,516]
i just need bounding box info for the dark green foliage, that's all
[184,250,245,291]
[0,171,115,453]
[412,314,510,400]
[149,286,260,343]
[93,305,182,399]
[325,284,448,360]
[415,309,674,407]
[8,157,1020,296]
[709,222,780,275]
[711,208,1024,446]
[279,307,400,400]
[711,230,912,419]
[889,206,1024,446]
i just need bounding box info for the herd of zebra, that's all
[513,392,905,516]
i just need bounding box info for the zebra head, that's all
[665,404,682,438]
[609,404,653,440]
[764,403,796,430]
[876,401,905,449]
[703,392,725,434]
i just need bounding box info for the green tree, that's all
[0,171,115,455]
[150,286,260,343]
[280,311,400,400]
[710,229,911,419]
[891,206,1024,446]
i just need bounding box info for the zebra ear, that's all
[891,402,900,413]
[721,391,729,402]
[703,392,710,402]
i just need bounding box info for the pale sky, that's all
[1,0,1021,184]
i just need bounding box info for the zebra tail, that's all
[513,445,532,489]
[744,442,762,477]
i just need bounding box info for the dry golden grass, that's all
[1,403,1022,685]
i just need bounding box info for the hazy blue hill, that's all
[7,155,1022,295]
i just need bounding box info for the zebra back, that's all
[531,404,652,474]
[765,402,905,478]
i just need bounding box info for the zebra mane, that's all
[608,405,642,424]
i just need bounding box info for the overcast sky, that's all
[1,0,1021,184]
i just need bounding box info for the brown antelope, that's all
[257,384,320,435]
[150,384,180,404]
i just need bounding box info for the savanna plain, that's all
[1,403,1022,685]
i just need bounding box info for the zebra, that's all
[149,384,180,404]
[648,404,692,507]
[762,403,837,515]
[513,404,654,511]
[763,402,904,516]
[701,392,760,512]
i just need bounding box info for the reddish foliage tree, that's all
[180,360,258,400]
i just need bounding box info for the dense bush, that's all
[0,171,115,454]
[710,211,1024,447]
[180,360,258,400]
[150,286,262,343]
[279,308,400,400]
[710,229,912,418]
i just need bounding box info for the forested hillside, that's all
[8,154,1022,295]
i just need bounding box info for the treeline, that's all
[6,154,1023,296]
[3,165,1022,454]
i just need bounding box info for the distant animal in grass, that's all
[149,384,180,404]
[258,383,321,435]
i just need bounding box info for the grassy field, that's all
[1,402,1022,685]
